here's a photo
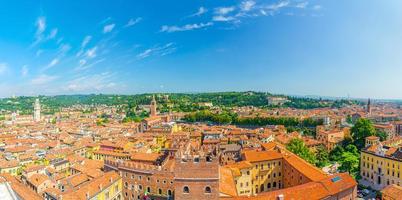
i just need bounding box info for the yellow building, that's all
[225,161,253,196]
[242,150,284,194]
[360,137,402,190]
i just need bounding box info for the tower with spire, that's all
[367,98,372,115]
[150,95,157,117]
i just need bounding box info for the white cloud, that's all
[213,15,236,22]
[240,1,256,11]
[160,22,213,33]
[81,36,92,48]
[21,65,29,77]
[125,18,142,27]
[86,46,98,58]
[215,6,235,15]
[295,2,309,9]
[31,74,58,85]
[0,63,8,75]
[137,43,176,59]
[103,24,115,33]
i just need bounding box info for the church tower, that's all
[150,95,157,117]
[33,98,41,122]
[367,98,371,115]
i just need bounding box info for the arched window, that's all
[158,188,162,194]
[205,186,211,193]
[260,184,264,192]
[273,182,277,188]
[147,187,151,193]
[267,183,271,188]
[167,190,172,196]
[183,186,190,193]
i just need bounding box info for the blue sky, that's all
[0,0,401,99]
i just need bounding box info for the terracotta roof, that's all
[130,152,160,162]
[225,161,252,170]
[382,184,402,199]
[27,174,50,187]
[243,150,283,163]
[223,173,356,200]
[283,154,327,181]
[219,167,238,197]
[61,171,121,200]
[0,173,42,200]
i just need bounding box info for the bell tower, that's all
[150,95,157,117]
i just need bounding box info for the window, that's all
[273,182,276,188]
[167,190,172,196]
[138,185,143,190]
[205,186,211,193]
[158,188,162,195]
[267,183,271,188]
[183,186,190,193]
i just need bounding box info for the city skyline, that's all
[1,0,402,99]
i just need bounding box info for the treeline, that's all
[0,92,359,114]
[183,110,323,127]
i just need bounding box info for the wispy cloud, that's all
[137,43,176,59]
[240,0,256,11]
[313,5,322,10]
[31,74,58,85]
[161,22,213,33]
[295,2,309,9]
[265,1,289,11]
[86,46,98,58]
[125,18,142,27]
[213,15,236,22]
[215,6,236,15]
[188,7,208,18]
[213,6,237,22]
[31,17,46,46]
[47,28,58,39]
[75,58,106,71]
[46,58,59,70]
[103,24,115,33]
[81,36,92,48]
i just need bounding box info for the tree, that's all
[286,138,317,165]
[329,145,344,162]
[351,118,376,149]
[316,145,330,167]
[376,131,387,141]
[338,151,360,177]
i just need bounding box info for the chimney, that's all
[86,192,90,199]
[277,194,284,200]
[99,184,103,190]
[110,177,113,183]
